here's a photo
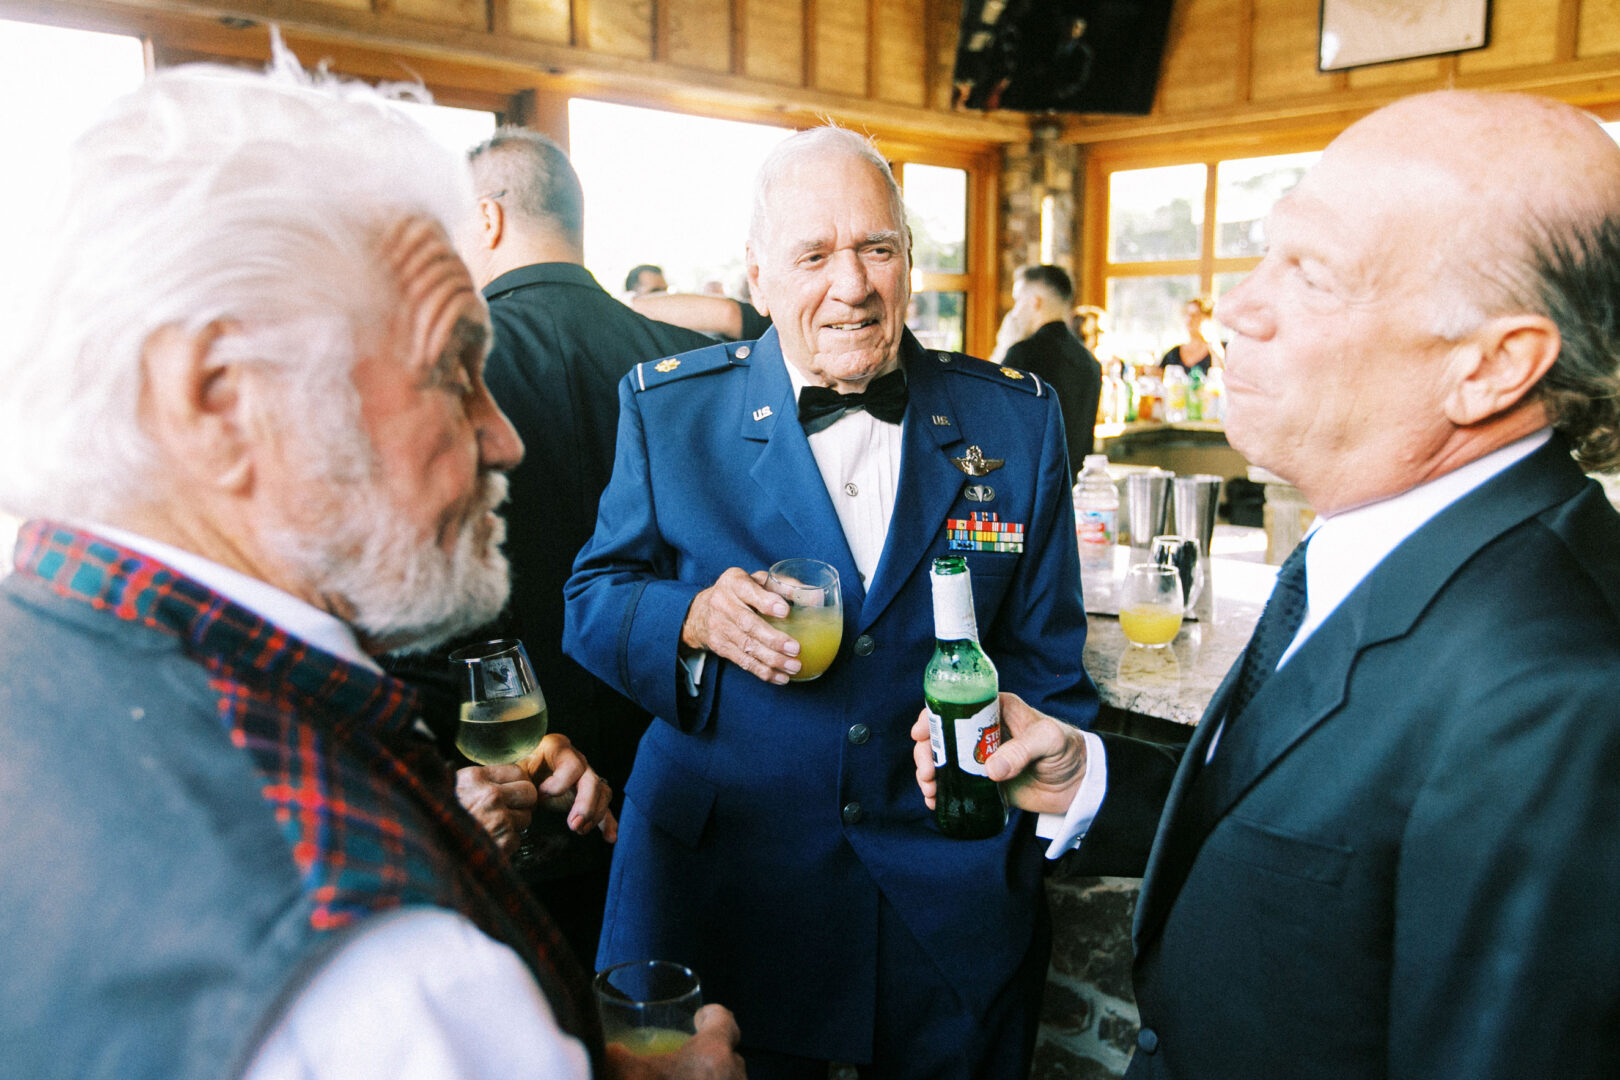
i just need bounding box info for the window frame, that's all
[1080,136,1334,321]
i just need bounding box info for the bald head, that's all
[1334,92,1620,331]
[1216,90,1620,510]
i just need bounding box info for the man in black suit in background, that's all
[1003,264,1103,473]
[916,90,1620,1079]
[456,129,714,960]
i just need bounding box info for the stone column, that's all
[997,120,1081,313]
[1034,876,1142,1079]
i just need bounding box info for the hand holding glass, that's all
[1120,564,1185,648]
[594,960,702,1056]
[764,558,843,681]
[448,639,548,864]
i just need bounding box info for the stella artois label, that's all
[928,698,1001,778]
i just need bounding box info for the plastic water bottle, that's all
[1074,454,1118,572]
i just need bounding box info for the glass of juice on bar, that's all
[1120,564,1184,648]
[765,557,843,681]
[594,961,702,1056]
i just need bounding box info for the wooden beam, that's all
[1061,50,1620,149]
[802,0,815,91]
[1557,0,1580,63]
[2,0,1028,144]
[573,0,589,49]
[729,0,743,76]
[1234,0,1253,105]
[864,0,875,101]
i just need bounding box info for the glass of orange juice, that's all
[1120,563,1184,648]
[765,558,843,681]
[594,960,702,1056]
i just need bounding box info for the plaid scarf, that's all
[14,521,601,1055]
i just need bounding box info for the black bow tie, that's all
[797,370,909,435]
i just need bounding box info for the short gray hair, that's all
[0,59,473,521]
[747,125,909,256]
[467,127,585,246]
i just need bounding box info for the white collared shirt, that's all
[89,524,381,672]
[1037,429,1553,857]
[784,357,905,588]
[80,525,587,1080]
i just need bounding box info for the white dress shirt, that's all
[784,359,906,588]
[84,525,588,1080]
[1037,429,1552,857]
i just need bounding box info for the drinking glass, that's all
[594,961,702,1056]
[1151,534,1203,609]
[1120,564,1185,648]
[764,558,843,681]
[448,639,548,865]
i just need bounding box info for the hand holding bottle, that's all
[912,692,1090,818]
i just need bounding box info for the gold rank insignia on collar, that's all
[951,445,1004,476]
[656,358,681,373]
[999,367,1025,380]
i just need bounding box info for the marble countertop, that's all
[1082,533,1278,726]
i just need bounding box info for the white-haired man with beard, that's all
[0,63,743,1080]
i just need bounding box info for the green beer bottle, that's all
[924,556,1008,840]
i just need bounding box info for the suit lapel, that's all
[742,331,866,611]
[1132,436,1589,950]
[859,342,965,629]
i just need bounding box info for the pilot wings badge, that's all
[950,445,1004,477]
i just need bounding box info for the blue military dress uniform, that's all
[564,328,1097,1074]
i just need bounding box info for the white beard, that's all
[266,445,512,655]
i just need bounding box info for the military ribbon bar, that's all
[945,512,1025,553]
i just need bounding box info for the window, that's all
[0,18,147,575]
[1096,150,1320,364]
[901,162,969,352]
[567,99,787,301]
[389,99,498,158]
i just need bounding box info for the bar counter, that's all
[1080,534,1279,726]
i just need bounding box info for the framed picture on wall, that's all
[1318,0,1491,72]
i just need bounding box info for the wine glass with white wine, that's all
[448,638,548,866]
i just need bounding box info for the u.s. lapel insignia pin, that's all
[931,414,951,426]
[655,358,681,373]
[752,405,773,422]
[951,445,1004,477]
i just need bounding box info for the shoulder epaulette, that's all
[633,341,746,392]
[930,350,1047,398]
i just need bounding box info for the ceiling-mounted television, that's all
[953,0,1175,116]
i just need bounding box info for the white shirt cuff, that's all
[678,650,707,697]
[1034,730,1107,859]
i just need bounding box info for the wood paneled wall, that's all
[4,0,1027,147]
[1069,0,1620,154]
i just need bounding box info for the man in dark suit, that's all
[455,129,715,961]
[915,89,1620,1078]
[1003,264,1103,473]
[566,126,1097,1078]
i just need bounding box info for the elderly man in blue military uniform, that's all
[565,126,1097,1079]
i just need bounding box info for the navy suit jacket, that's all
[1066,436,1620,1079]
[1005,320,1103,473]
[564,329,1097,1060]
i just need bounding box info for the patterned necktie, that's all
[797,369,909,435]
[1225,536,1311,722]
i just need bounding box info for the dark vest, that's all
[0,523,598,1078]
